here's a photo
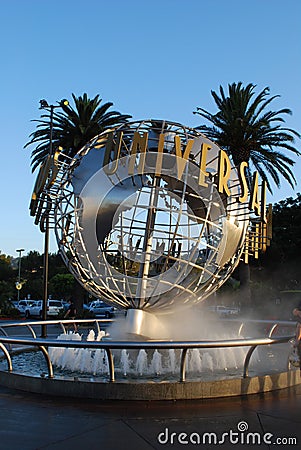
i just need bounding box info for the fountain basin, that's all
[0,319,299,401]
[0,367,300,401]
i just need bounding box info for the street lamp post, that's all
[38,99,68,337]
[16,248,25,302]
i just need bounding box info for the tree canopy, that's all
[194,82,300,192]
[24,93,132,171]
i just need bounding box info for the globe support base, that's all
[125,309,169,339]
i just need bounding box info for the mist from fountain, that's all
[149,349,163,375]
[48,305,274,379]
[120,349,131,376]
[135,349,148,376]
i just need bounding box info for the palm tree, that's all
[25,93,132,171]
[193,82,300,309]
[193,82,300,193]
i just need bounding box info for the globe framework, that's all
[51,120,250,315]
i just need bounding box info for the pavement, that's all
[0,383,301,450]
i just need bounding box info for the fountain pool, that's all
[0,319,299,401]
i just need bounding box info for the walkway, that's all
[0,383,300,449]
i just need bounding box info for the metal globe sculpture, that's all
[30,120,268,335]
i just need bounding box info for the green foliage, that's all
[194,82,300,193]
[271,193,301,260]
[49,273,75,300]
[0,253,14,281]
[0,281,15,302]
[252,193,301,300]
[0,253,16,301]
[0,299,20,317]
[0,250,79,306]
[24,93,132,171]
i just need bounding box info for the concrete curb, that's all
[0,369,300,401]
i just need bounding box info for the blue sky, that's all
[0,0,300,257]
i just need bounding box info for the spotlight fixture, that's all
[39,99,49,109]
[60,99,69,106]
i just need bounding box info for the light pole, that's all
[38,99,68,337]
[16,248,25,302]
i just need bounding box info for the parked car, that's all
[26,300,64,318]
[61,301,71,311]
[88,300,116,318]
[16,300,37,317]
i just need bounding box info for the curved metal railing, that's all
[0,318,296,383]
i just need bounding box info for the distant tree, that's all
[0,297,19,317]
[24,93,132,171]
[0,281,15,303]
[250,193,301,311]
[0,250,89,306]
[21,251,43,274]
[0,253,16,304]
[49,273,75,300]
[269,193,301,263]
[19,251,43,299]
[0,253,14,281]
[48,252,71,277]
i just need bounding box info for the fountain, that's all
[0,317,298,400]
[48,329,247,379]
[0,119,299,400]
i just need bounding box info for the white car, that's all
[26,300,64,318]
[207,305,240,317]
[88,300,116,318]
[17,300,36,316]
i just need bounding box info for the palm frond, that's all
[24,93,132,171]
[193,82,300,192]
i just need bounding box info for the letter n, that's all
[128,132,148,175]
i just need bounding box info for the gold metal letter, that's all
[238,161,249,203]
[249,172,260,215]
[198,143,211,187]
[128,132,148,175]
[218,150,231,196]
[103,131,123,175]
[174,135,194,179]
[260,180,267,222]
[45,150,60,189]
[155,133,165,177]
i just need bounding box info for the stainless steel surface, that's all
[36,120,251,317]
